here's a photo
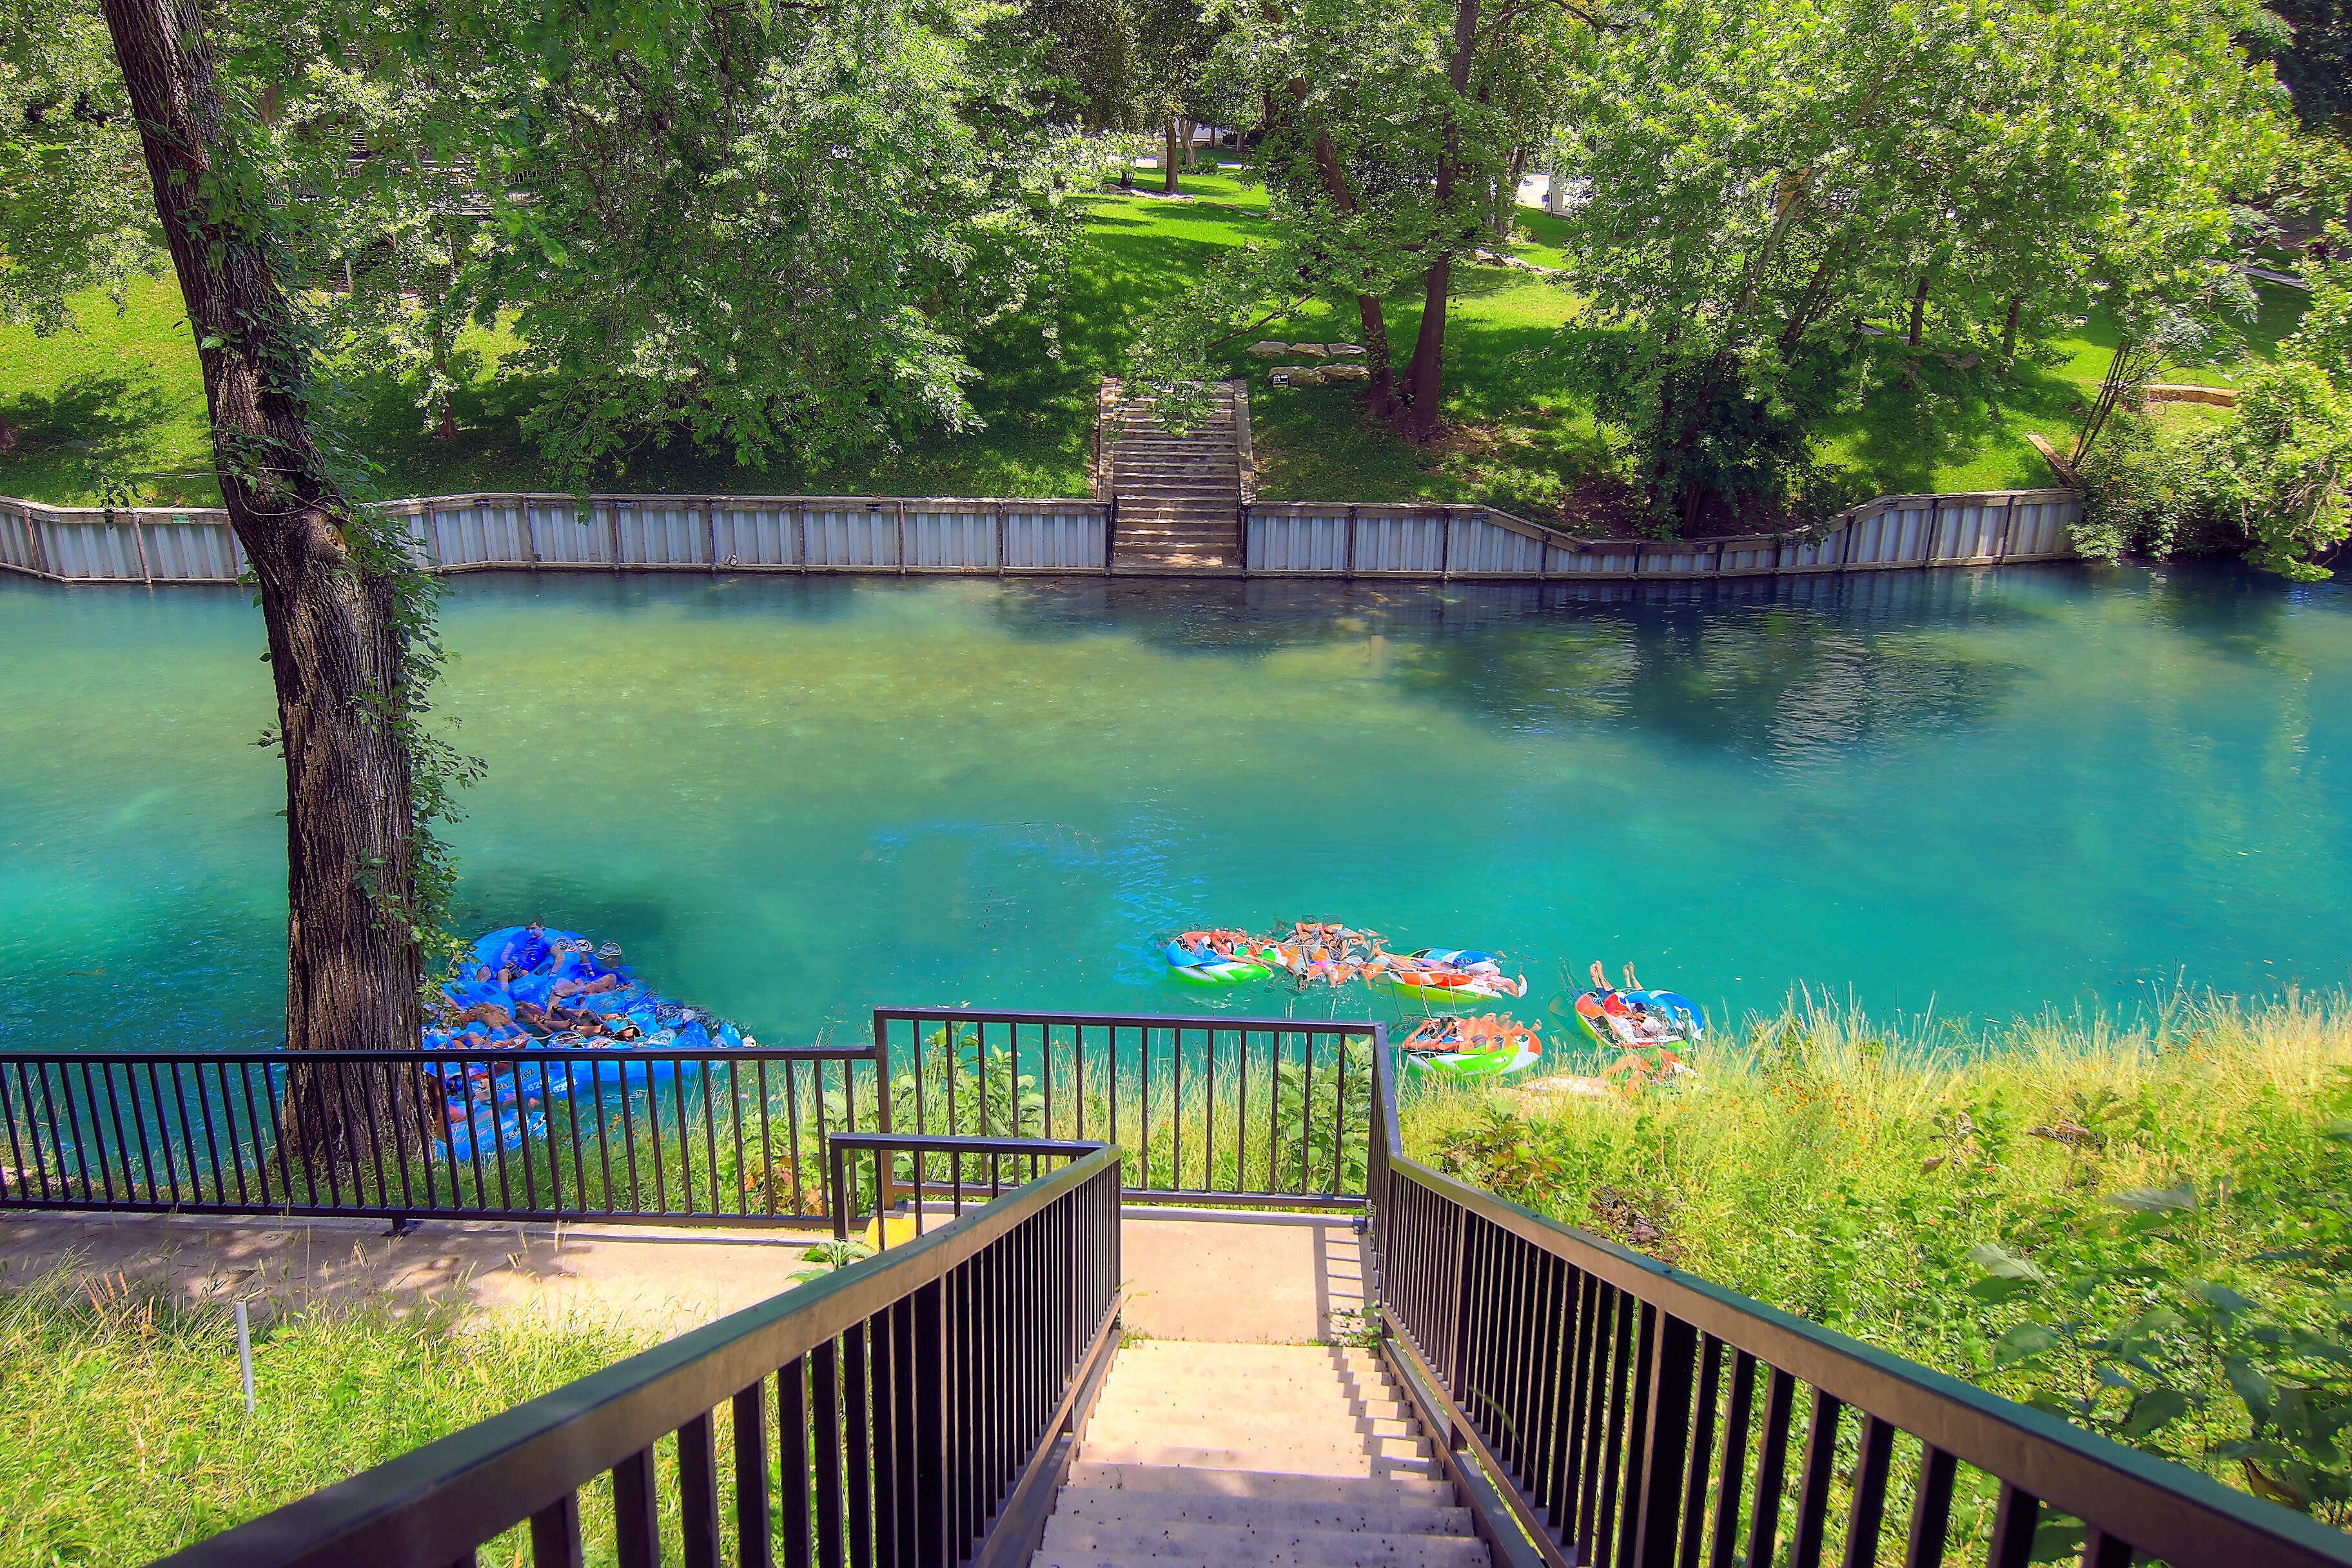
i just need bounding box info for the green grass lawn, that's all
[0,168,2308,519]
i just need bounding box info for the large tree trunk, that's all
[1286,79,1400,419]
[99,0,430,1165]
[1397,0,1481,444]
[1164,119,1180,195]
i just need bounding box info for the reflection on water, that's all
[2,562,2346,1051]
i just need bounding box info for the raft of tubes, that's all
[424,926,756,1160]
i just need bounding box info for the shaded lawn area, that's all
[0,169,2307,518]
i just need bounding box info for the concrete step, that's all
[1094,1391,1411,1420]
[1036,1520,1488,1567]
[1077,1440,1436,1474]
[1084,1413,1420,1447]
[1050,1489,1472,1534]
[1064,1464,1456,1506]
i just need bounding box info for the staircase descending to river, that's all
[1033,1341,1489,1568]
[1101,380,1248,573]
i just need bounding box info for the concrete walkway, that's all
[0,1205,1366,1342]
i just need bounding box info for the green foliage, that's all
[2204,360,2352,579]
[788,1237,876,1284]
[0,0,164,333]
[2073,408,2230,561]
[1553,0,2289,529]
[1403,991,2352,1520]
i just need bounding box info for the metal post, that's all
[796,503,810,572]
[1344,505,1358,579]
[1921,500,1943,568]
[605,504,623,572]
[706,501,720,573]
[26,505,52,580]
[995,502,1008,576]
[896,499,908,576]
[235,1300,256,1413]
[523,501,542,567]
[130,514,153,585]
[1438,509,1453,582]
[1103,498,1115,576]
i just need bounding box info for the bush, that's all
[2073,409,2226,562]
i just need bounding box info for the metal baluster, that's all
[680,1408,722,1568]
[1789,1389,1845,1568]
[1708,1352,1758,1568]
[1985,1484,2039,1568]
[1746,1369,1799,1568]
[528,1491,584,1568]
[781,1357,814,1568]
[847,1319,874,1568]
[815,1336,846,1568]
[612,1447,660,1568]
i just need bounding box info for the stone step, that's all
[1048,1489,1471,1535]
[1064,1464,1456,1506]
[1035,1520,1488,1567]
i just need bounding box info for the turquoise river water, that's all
[2,564,2346,1053]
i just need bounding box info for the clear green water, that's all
[3,565,2346,1052]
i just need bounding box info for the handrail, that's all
[1367,1125,2352,1566]
[152,1143,1124,1568]
[871,1006,1385,1206]
[0,1044,887,1226]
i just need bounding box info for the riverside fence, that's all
[0,486,2079,585]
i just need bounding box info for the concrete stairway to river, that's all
[1030,1340,1490,1568]
[1102,381,1248,573]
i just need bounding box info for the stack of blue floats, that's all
[425,927,750,1160]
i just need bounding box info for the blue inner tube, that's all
[430,927,754,1153]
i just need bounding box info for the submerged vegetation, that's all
[1402,991,2352,1524]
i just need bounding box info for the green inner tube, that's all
[1170,961,1273,988]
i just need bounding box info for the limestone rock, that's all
[1246,341,1289,358]
[1323,364,1371,382]
[1274,366,1327,387]
[1290,342,1329,358]
[1327,343,1366,357]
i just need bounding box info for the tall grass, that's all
[1402,990,2352,1524]
[0,1266,652,1567]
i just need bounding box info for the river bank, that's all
[1401,990,2352,1525]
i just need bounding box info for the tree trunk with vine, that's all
[99,0,435,1171]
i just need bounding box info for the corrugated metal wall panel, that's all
[907,509,996,569]
[1448,516,1543,575]
[143,521,239,580]
[1004,509,1103,569]
[805,507,897,569]
[710,507,794,567]
[532,505,610,566]
[0,507,39,572]
[1250,511,1349,572]
[48,520,141,578]
[1355,512,1445,573]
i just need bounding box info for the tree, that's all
[1554,0,2289,531]
[375,0,1100,484]
[1132,0,1580,432]
[71,0,476,1170]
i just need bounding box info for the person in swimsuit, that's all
[498,921,553,984]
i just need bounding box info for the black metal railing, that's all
[1362,1043,2352,1568]
[873,1007,1381,1207]
[0,1044,887,1227]
[152,1144,1123,1568]
[827,1133,1104,1250]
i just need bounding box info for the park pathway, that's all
[1100,379,1250,573]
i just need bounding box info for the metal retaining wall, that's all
[0,487,2071,585]
[1243,489,2080,579]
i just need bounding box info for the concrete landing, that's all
[0,1204,1364,1344]
[0,1210,819,1335]
[1120,1211,1366,1344]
